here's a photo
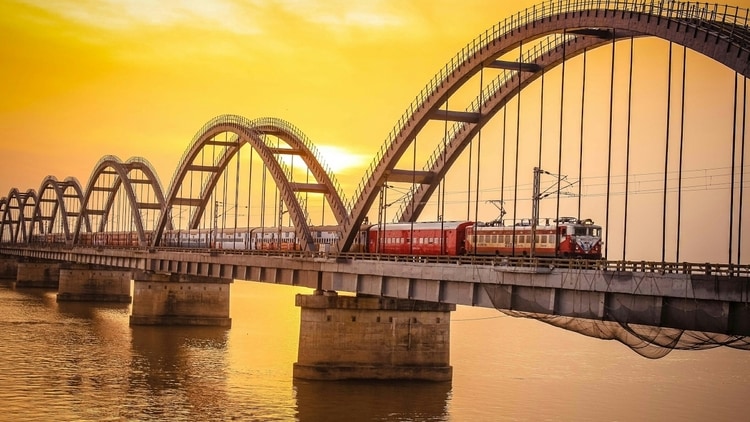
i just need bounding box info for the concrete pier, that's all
[16,261,60,288]
[0,257,17,280]
[130,270,232,327]
[293,293,455,381]
[56,264,132,303]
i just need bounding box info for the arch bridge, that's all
[1,0,750,362]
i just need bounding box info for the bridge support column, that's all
[293,292,455,381]
[16,261,60,288]
[129,271,232,327]
[0,257,18,280]
[56,265,132,303]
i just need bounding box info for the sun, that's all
[314,145,368,174]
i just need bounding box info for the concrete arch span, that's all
[156,115,345,251]
[249,117,349,224]
[338,0,750,251]
[0,188,39,243]
[28,176,88,246]
[74,156,167,247]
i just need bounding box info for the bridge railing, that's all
[350,0,749,211]
[2,242,749,276]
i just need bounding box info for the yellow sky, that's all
[2,0,750,263]
[0,0,533,195]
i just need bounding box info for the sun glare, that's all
[315,145,367,174]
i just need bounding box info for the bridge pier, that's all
[56,264,132,303]
[16,261,60,288]
[293,292,455,381]
[0,257,18,280]
[130,270,232,327]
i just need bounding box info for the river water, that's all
[0,279,747,421]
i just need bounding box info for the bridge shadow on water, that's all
[294,378,451,422]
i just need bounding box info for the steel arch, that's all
[0,197,7,242]
[338,0,750,251]
[155,115,338,251]
[249,117,349,224]
[29,176,88,246]
[0,188,39,243]
[74,156,167,247]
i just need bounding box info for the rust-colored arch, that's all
[29,176,88,246]
[155,115,342,251]
[338,0,750,251]
[0,196,9,242]
[0,188,39,243]
[250,117,349,224]
[74,156,167,247]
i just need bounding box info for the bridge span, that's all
[3,0,750,379]
[2,244,749,346]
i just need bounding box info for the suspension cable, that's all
[246,147,253,239]
[730,72,738,266]
[739,77,747,267]
[555,31,568,257]
[605,30,616,260]
[676,45,687,262]
[662,41,673,263]
[512,41,523,256]
[533,70,545,258]
[411,134,416,255]
[233,137,241,248]
[473,66,484,255]
[577,48,587,219]
[440,98,448,254]
[622,36,634,261]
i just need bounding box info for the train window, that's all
[542,235,548,244]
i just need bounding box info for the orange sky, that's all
[2,0,750,263]
[0,0,538,196]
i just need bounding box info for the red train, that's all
[29,217,602,259]
[364,217,602,259]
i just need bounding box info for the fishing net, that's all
[498,310,750,359]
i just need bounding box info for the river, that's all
[0,280,747,421]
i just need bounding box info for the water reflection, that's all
[127,325,231,420]
[56,300,130,319]
[294,379,451,422]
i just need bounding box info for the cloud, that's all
[13,0,414,37]
[14,0,261,35]
[275,0,406,29]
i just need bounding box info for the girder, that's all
[386,170,435,184]
[488,60,543,72]
[429,110,481,123]
[289,182,329,194]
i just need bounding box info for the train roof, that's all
[370,221,473,231]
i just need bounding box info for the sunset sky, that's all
[2,0,750,263]
[0,0,535,195]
